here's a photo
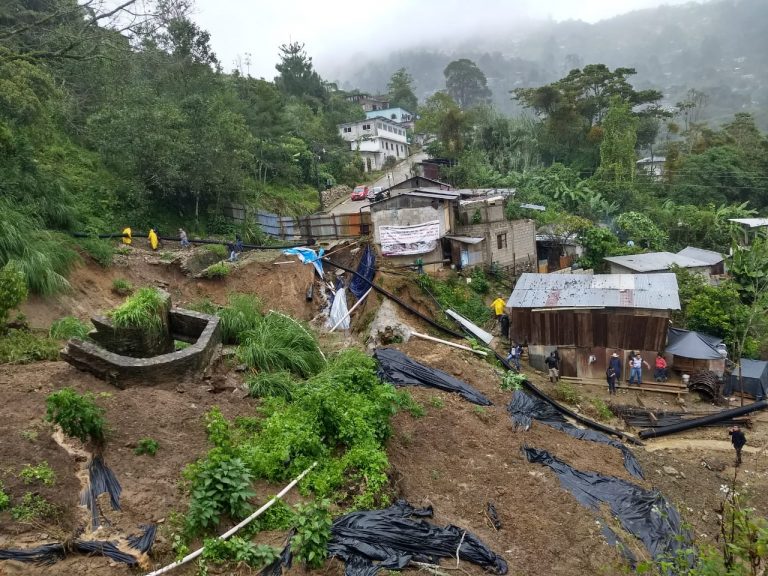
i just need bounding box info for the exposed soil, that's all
[3,247,768,576]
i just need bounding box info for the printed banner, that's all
[380,220,440,256]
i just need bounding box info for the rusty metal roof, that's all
[507,273,680,310]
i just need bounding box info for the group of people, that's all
[604,351,671,394]
[132,227,243,261]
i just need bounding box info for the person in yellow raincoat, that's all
[148,228,159,251]
[122,227,132,245]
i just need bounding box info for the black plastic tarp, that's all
[350,245,376,299]
[508,391,644,479]
[374,348,492,406]
[666,328,723,360]
[328,500,507,576]
[524,447,689,562]
[725,359,768,400]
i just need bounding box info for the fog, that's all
[191,0,706,79]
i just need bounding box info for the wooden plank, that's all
[561,376,689,395]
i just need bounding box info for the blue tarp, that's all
[283,247,325,277]
[350,245,376,299]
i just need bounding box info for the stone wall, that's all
[61,309,222,388]
[320,185,352,210]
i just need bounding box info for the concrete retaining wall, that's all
[61,309,222,388]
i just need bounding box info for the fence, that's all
[222,202,371,241]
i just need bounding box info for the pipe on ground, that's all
[639,400,768,439]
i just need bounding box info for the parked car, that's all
[351,185,369,201]
[368,186,390,203]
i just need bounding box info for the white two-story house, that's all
[338,117,409,172]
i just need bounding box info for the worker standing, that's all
[491,293,506,328]
[148,228,159,251]
[178,228,190,248]
[545,351,560,383]
[729,426,747,467]
[122,227,132,245]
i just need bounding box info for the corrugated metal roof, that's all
[677,246,724,265]
[445,236,484,244]
[729,218,768,228]
[604,252,708,272]
[403,190,460,201]
[507,273,680,310]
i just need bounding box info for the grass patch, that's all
[202,262,230,279]
[591,398,614,421]
[552,382,581,405]
[395,390,425,417]
[11,492,57,521]
[135,437,159,456]
[187,297,219,315]
[49,316,90,340]
[246,370,296,400]
[429,395,444,408]
[218,293,262,343]
[19,462,55,486]
[78,238,114,267]
[174,340,191,351]
[0,330,59,364]
[237,312,325,378]
[204,244,228,259]
[160,251,175,262]
[111,278,133,296]
[110,287,165,333]
[416,274,492,327]
[0,483,9,511]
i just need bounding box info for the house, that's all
[415,159,454,180]
[604,251,712,280]
[676,246,726,276]
[368,188,537,273]
[384,176,452,193]
[636,156,666,180]
[338,118,409,172]
[536,224,584,273]
[724,359,768,400]
[365,107,415,129]
[345,93,390,112]
[665,328,727,378]
[507,273,680,382]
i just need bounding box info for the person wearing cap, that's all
[729,425,747,466]
[629,353,650,386]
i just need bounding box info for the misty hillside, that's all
[326,0,767,127]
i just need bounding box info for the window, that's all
[385,142,389,150]
[343,127,351,133]
[391,113,397,120]
[363,124,371,131]
[497,233,507,250]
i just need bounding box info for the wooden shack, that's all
[508,273,680,382]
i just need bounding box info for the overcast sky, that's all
[190,0,703,79]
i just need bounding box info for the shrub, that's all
[78,238,114,267]
[591,398,613,421]
[111,278,133,296]
[246,371,295,400]
[204,244,228,259]
[110,287,165,333]
[0,483,9,511]
[0,330,59,364]
[416,274,492,326]
[202,262,230,279]
[201,537,279,569]
[49,316,90,340]
[237,312,325,377]
[395,390,425,417]
[469,268,490,294]
[0,261,28,326]
[552,382,581,405]
[291,500,332,568]
[11,493,56,521]
[185,457,254,534]
[218,293,262,343]
[501,372,527,391]
[135,438,159,456]
[45,388,106,445]
[19,462,55,486]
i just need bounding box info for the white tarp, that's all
[380,220,440,256]
[326,287,350,331]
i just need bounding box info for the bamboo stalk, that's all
[329,288,372,332]
[410,331,487,357]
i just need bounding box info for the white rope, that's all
[144,461,317,576]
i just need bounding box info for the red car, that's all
[351,185,369,201]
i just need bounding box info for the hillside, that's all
[326,0,768,127]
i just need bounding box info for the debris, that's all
[639,400,768,439]
[411,331,488,357]
[445,309,494,345]
[662,466,680,477]
[486,502,502,530]
[330,288,372,332]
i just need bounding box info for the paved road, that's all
[329,151,428,216]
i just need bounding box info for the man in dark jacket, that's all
[544,351,560,383]
[729,426,747,466]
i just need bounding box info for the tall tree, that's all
[274,42,326,103]
[415,93,469,158]
[387,67,417,112]
[444,59,491,109]
[596,99,638,184]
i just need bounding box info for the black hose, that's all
[638,400,768,439]
[70,232,308,250]
[323,257,642,445]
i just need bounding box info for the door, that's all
[460,247,469,268]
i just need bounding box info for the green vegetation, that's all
[135,438,160,456]
[0,262,28,328]
[218,293,262,343]
[416,274,492,327]
[78,238,114,267]
[246,371,296,400]
[429,395,445,408]
[237,312,325,377]
[0,483,10,511]
[45,388,106,445]
[590,398,614,421]
[0,330,60,364]
[109,287,165,333]
[291,500,332,568]
[185,456,255,533]
[49,316,90,340]
[19,462,56,486]
[201,537,279,570]
[204,244,229,259]
[111,278,133,296]
[187,298,219,316]
[395,390,425,417]
[552,382,581,405]
[501,372,527,391]
[11,493,57,522]
[174,340,191,351]
[202,262,230,279]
